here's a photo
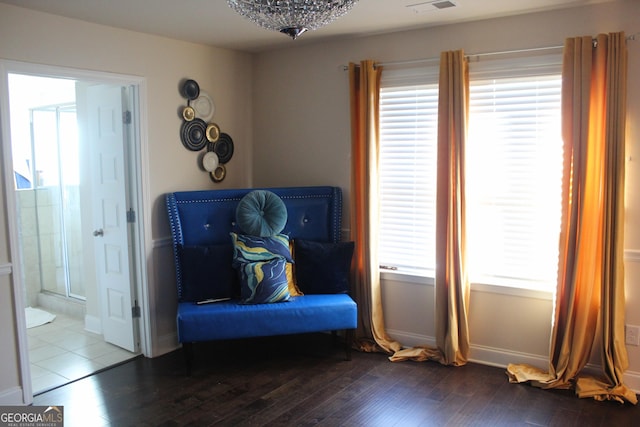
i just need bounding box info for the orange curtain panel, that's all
[348,60,402,354]
[507,32,636,405]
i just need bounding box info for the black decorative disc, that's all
[180,118,207,151]
[214,133,234,164]
[181,79,200,100]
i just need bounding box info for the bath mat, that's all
[25,306,56,329]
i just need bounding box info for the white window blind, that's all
[379,82,438,276]
[378,56,563,291]
[467,74,562,289]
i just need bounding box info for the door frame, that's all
[0,60,151,404]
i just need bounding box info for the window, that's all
[466,74,562,289]
[378,55,562,291]
[379,71,439,277]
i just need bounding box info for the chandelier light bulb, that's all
[227,0,359,40]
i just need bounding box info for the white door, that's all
[87,84,138,352]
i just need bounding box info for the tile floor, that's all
[27,310,139,394]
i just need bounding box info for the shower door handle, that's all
[93,228,104,237]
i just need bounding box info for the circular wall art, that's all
[180,118,207,151]
[192,91,215,122]
[214,133,234,164]
[202,151,219,172]
[178,78,233,183]
[181,79,200,100]
[206,123,220,143]
[210,164,226,183]
[182,106,195,121]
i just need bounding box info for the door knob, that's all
[93,228,104,237]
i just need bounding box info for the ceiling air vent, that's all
[433,1,456,9]
[407,0,457,13]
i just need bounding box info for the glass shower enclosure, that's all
[24,102,86,301]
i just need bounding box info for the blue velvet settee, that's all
[166,186,358,372]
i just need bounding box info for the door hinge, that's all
[127,208,136,223]
[123,110,132,125]
[132,300,141,318]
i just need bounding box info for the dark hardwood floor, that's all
[33,334,639,426]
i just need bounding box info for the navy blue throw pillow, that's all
[294,239,354,294]
[178,244,237,302]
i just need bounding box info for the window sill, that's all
[380,270,554,301]
[380,269,434,285]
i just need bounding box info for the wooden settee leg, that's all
[183,342,194,376]
[344,329,354,361]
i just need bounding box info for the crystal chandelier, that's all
[227,0,359,40]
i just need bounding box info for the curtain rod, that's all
[380,44,563,68]
[344,32,638,70]
[342,44,561,70]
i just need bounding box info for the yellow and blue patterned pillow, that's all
[230,232,293,265]
[230,232,293,303]
[238,258,290,304]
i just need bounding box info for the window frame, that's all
[377,52,563,294]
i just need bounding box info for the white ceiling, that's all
[0,0,616,53]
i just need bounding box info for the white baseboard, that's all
[84,314,102,335]
[468,344,548,370]
[386,329,436,348]
[387,329,640,393]
[387,329,548,369]
[0,386,25,405]
[153,332,179,358]
[622,370,640,394]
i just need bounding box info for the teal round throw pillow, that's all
[236,190,287,237]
